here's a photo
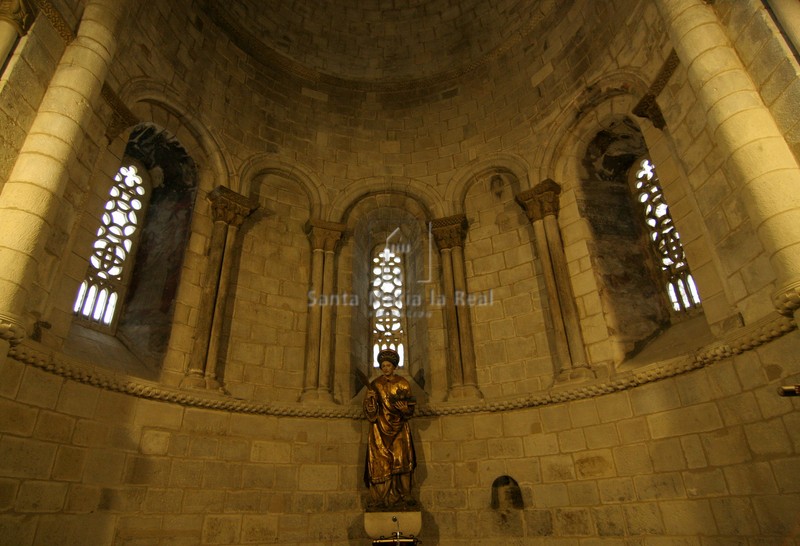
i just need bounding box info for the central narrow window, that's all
[371,245,407,367]
[634,158,701,312]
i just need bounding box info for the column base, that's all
[364,510,421,540]
[446,384,483,401]
[299,388,336,404]
[180,373,223,391]
[556,365,596,383]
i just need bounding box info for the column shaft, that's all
[451,245,478,387]
[654,0,800,316]
[303,248,325,392]
[530,218,572,373]
[0,0,128,344]
[542,214,587,366]
[440,248,463,388]
[205,223,240,386]
[317,248,336,392]
[185,220,227,382]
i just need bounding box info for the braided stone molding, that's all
[633,49,679,129]
[101,83,139,143]
[33,0,73,43]
[201,0,560,93]
[8,312,796,418]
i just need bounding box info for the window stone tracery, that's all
[634,158,701,313]
[73,163,148,329]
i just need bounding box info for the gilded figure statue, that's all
[363,349,417,510]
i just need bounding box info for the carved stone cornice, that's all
[101,83,139,142]
[431,214,468,250]
[307,219,345,251]
[0,0,36,35]
[516,179,562,221]
[208,186,258,226]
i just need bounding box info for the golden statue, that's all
[363,349,417,510]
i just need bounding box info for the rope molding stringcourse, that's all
[7,313,795,419]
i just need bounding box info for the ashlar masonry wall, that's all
[1,329,798,545]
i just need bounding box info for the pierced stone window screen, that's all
[371,245,407,367]
[73,164,149,329]
[634,158,701,312]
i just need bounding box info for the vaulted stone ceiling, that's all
[200,0,568,89]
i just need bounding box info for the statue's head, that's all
[377,348,400,368]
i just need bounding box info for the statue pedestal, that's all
[364,511,421,540]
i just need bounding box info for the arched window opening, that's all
[371,245,407,368]
[73,163,149,329]
[634,158,701,313]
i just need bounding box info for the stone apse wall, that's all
[1,0,800,544]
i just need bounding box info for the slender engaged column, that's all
[518,180,592,382]
[517,190,572,374]
[0,0,35,71]
[184,186,256,390]
[432,215,482,400]
[0,0,129,352]
[302,219,344,402]
[439,247,462,389]
[654,0,800,319]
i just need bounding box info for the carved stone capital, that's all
[431,214,468,250]
[307,219,345,251]
[0,0,36,35]
[0,311,26,344]
[208,186,258,226]
[516,179,562,221]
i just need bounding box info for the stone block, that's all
[566,481,599,506]
[487,437,524,459]
[633,472,686,500]
[752,494,800,536]
[557,428,586,453]
[182,489,225,513]
[16,366,63,409]
[553,507,592,536]
[700,428,750,466]
[188,436,219,458]
[709,497,759,535]
[56,381,99,418]
[133,399,183,430]
[251,440,291,463]
[612,444,653,476]
[241,514,279,543]
[33,410,75,443]
[574,450,615,480]
[723,462,778,495]
[623,502,664,534]
[0,398,38,435]
[540,455,575,482]
[225,490,261,513]
[182,408,229,434]
[743,418,793,456]
[15,480,68,512]
[202,461,243,489]
[647,403,723,438]
[52,445,86,482]
[0,436,57,479]
[523,432,559,457]
[682,468,728,498]
[584,423,619,449]
[139,429,171,456]
[617,417,649,443]
[124,455,171,486]
[593,504,625,536]
[298,464,339,491]
[649,437,687,472]
[202,514,241,544]
[660,499,717,535]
